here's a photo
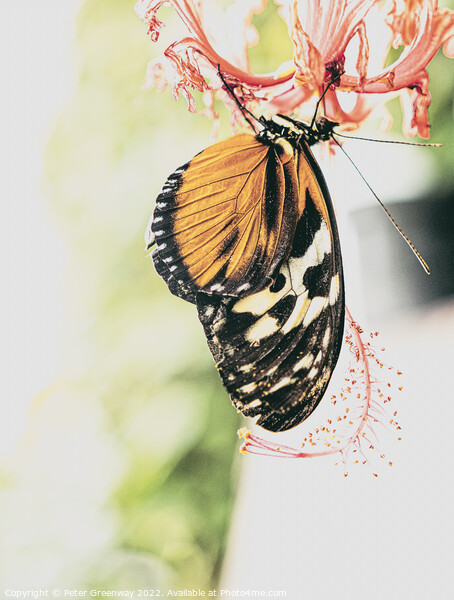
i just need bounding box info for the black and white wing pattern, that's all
[196,187,344,432]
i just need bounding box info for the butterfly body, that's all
[149,115,344,432]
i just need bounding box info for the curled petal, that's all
[164,41,211,110]
[386,0,421,47]
[355,21,370,91]
[344,0,454,92]
[340,0,454,135]
[165,41,210,92]
[293,30,325,91]
[386,0,454,58]
[136,0,167,42]
[288,3,325,90]
[400,74,431,138]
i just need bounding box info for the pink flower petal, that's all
[136,0,454,136]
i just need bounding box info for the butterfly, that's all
[147,112,345,432]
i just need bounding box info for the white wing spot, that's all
[314,350,323,365]
[245,315,280,345]
[302,296,328,328]
[245,399,261,409]
[239,382,257,394]
[281,290,310,334]
[293,353,314,372]
[269,376,294,393]
[329,274,340,305]
[322,326,331,348]
[307,366,319,380]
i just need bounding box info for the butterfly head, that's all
[258,114,339,149]
[311,117,338,142]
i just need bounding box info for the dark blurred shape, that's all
[352,186,454,317]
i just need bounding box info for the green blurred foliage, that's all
[249,2,293,71]
[44,0,248,591]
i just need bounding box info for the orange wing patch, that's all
[151,134,302,300]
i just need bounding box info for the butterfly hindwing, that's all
[150,133,302,302]
[196,146,344,432]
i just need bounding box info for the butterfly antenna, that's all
[310,73,342,130]
[217,65,261,133]
[335,131,442,148]
[332,136,430,274]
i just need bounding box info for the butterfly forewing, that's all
[196,139,344,432]
[150,133,301,301]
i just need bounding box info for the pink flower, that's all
[136,0,454,137]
